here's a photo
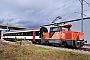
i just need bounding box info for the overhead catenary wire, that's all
[52,0,77,12]
[83,0,90,7]
[37,9,90,24]
[30,0,90,25]
[52,0,90,17]
[39,7,90,20]
[61,8,90,17]
[42,0,81,24]
[38,0,77,23]
[55,0,90,19]
[38,0,80,20]
[42,0,77,16]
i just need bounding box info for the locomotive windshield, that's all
[50,26,70,32]
[51,27,59,31]
[62,27,70,31]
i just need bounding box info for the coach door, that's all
[33,31,36,42]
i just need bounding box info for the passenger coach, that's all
[3,27,48,43]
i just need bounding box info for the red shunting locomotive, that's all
[39,24,85,48]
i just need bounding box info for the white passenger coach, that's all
[3,27,48,43]
[3,28,40,42]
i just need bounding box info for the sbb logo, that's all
[56,32,65,38]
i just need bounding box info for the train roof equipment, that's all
[42,17,90,26]
[50,24,72,28]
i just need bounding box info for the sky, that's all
[0,0,90,42]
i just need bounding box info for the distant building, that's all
[0,24,26,40]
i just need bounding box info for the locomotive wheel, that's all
[39,39,43,44]
[64,42,68,47]
[39,38,45,45]
[37,39,41,44]
[45,41,49,45]
[75,42,81,48]
[61,41,68,47]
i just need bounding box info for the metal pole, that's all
[81,0,84,32]
[7,18,8,32]
[7,22,8,32]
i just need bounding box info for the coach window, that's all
[10,33,12,36]
[17,33,19,36]
[10,34,11,36]
[21,32,23,36]
[11,33,13,36]
[15,33,17,36]
[26,32,28,36]
[11,33,12,36]
[7,34,9,36]
[12,33,14,36]
[15,33,16,36]
[10,33,11,36]
[13,33,15,36]
[3,34,7,36]
[8,33,10,36]
[27,32,29,36]
[23,32,25,36]
[25,32,27,36]
[16,33,17,36]
[7,34,8,36]
[19,33,21,36]
[17,33,18,36]
[36,31,40,36]
[28,32,33,36]
[23,32,26,36]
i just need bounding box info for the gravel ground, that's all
[0,40,9,47]
[35,44,90,54]
[83,45,90,49]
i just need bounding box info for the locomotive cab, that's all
[50,24,72,38]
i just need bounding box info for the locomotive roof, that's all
[50,24,72,28]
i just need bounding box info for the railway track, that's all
[80,44,90,52]
[35,44,90,54]
[84,43,90,46]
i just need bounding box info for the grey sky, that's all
[0,0,90,42]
